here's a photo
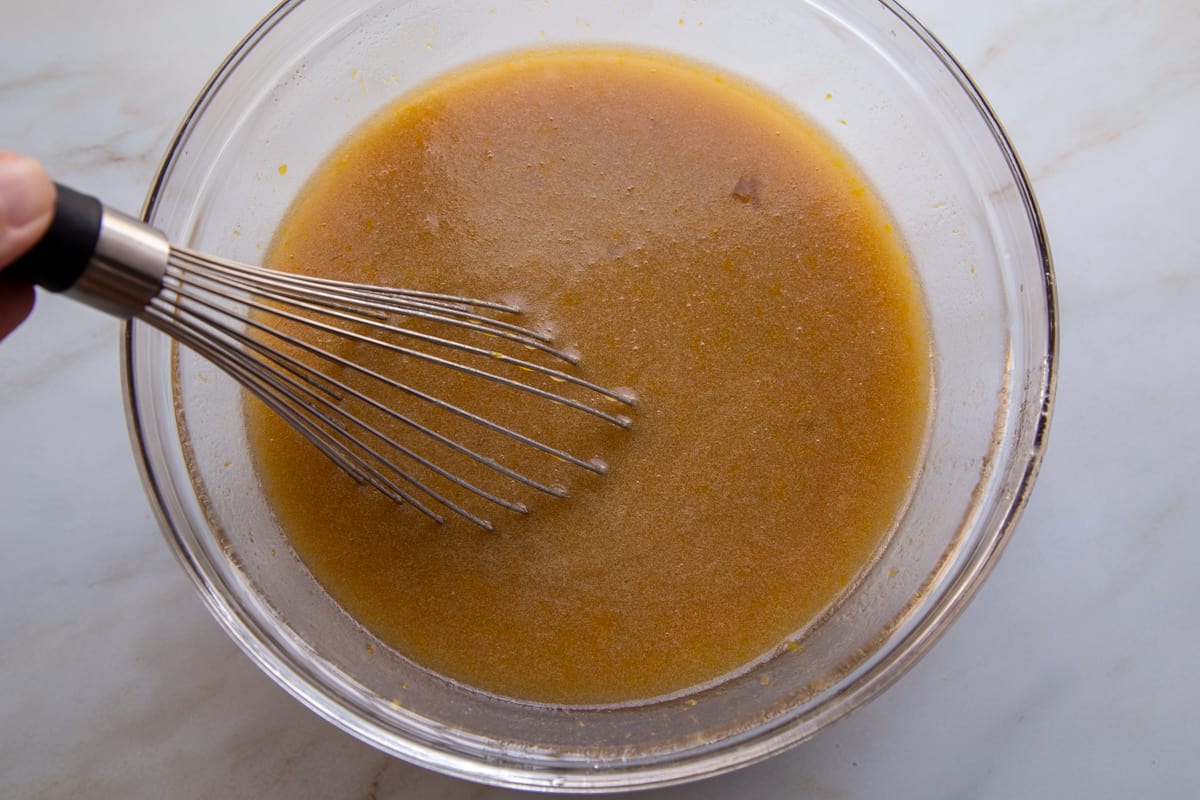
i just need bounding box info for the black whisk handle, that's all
[6,183,168,318]
[6,182,103,293]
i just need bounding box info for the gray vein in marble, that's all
[964,2,1200,183]
[970,3,1062,76]
[362,757,393,800]
[0,64,75,94]
[0,317,119,406]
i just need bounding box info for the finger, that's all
[0,281,35,341]
[0,153,56,269]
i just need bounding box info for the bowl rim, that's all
[121,0,1058,791]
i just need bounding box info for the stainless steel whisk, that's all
[10,184,634,530]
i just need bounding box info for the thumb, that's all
[0,153,56,269]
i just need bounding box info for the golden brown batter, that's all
[246,49,931,705]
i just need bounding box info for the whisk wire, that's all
[212,328,539,515]
[172,247,525,313]
[165,262,632,427]
[164,279,608,477]
[172,250,562,352]
[141,299,514,527]
[148,251,633,532]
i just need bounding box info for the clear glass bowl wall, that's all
[124,0,1055,791]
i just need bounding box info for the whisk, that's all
[9,184,634,530]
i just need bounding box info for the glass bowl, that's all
[122,0,1056,791]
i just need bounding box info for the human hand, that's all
[0,153,55,341]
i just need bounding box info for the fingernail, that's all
[0,154,55,230]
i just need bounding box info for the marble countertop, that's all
[2,1,1197,797]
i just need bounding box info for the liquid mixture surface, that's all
[247,49,931,705]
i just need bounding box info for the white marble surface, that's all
[1,1,1197,797]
